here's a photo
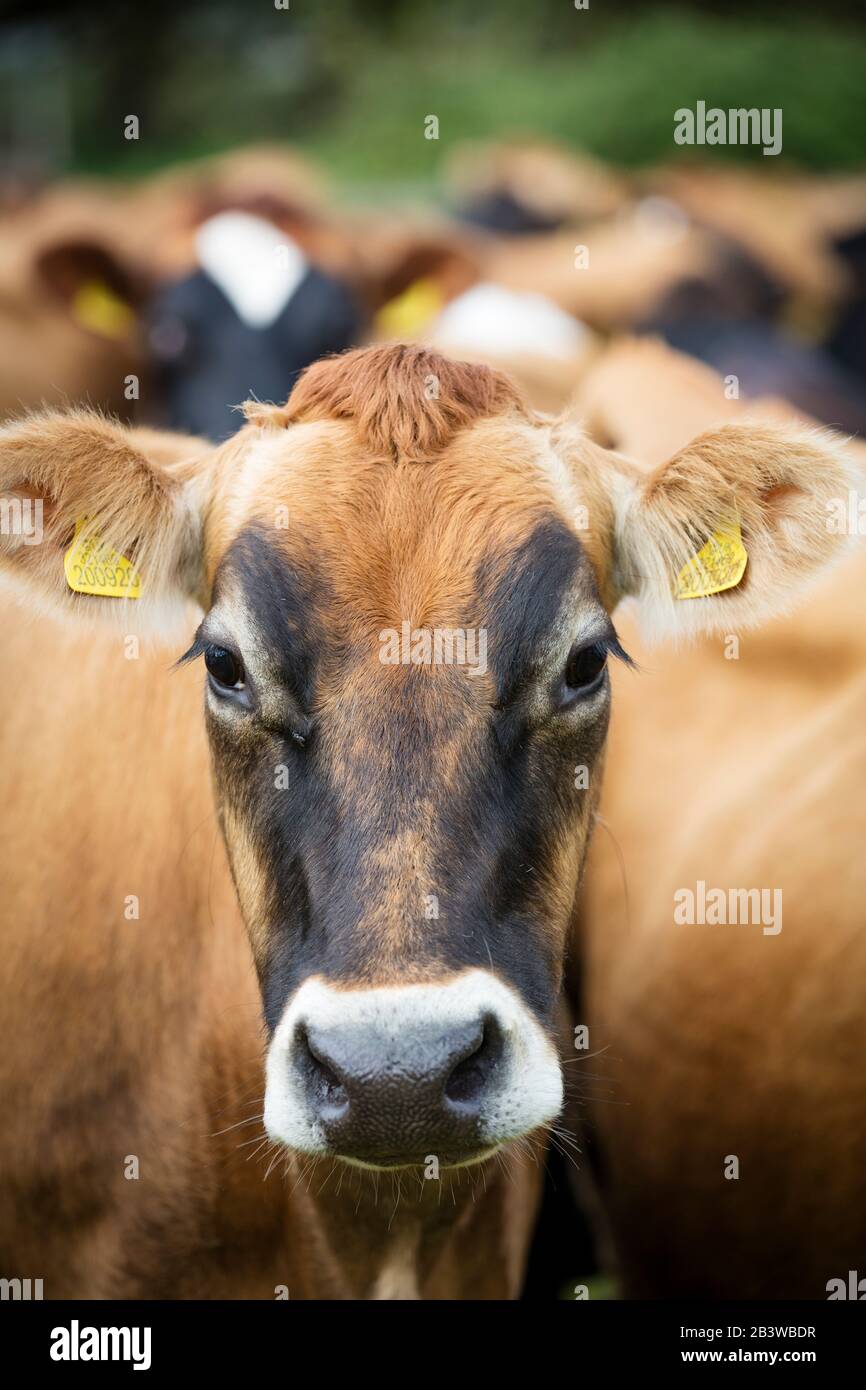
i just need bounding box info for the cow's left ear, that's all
[35,240,147,341]
[0,411,210,632]
[608,421,861,637]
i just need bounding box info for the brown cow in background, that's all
[571,340,866,1299]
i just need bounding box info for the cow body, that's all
[0,602,539,1298]
[572,342,866,1298]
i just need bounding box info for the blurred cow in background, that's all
[0,181,145,422]
[634,167,866,434]
[144,199,361,440]
[5,139,866,445]
[444,138,630,234]
[0,147,363,438]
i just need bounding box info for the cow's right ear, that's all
[0,411,209,632]
[603,420,860,639]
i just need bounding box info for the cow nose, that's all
[264,972,564,1164]
[294,1013,504,1165]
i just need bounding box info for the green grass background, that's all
[2,3,864,191]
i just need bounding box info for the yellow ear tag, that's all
[374,277,445,337]
[674,519,748,600]
[71,280,135,341]
[64,519,142,598]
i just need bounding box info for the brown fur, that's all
[0,608,542,1298]
[571,340,866,1298]
[247,343,527,463]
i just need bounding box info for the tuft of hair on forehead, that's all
[242,343,527,463]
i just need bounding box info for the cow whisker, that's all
[207,1111,265,1139]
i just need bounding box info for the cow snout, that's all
[295,1012,503,1164]
[263,971,564,1168]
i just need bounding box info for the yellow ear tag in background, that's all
[64,519,142,599]
[674,519,748,601]
[71,280,135,341]
[374,277,445,337]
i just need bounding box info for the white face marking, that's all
[430,282,591,360]
[263,969,563,1167]
[195,211,308,330]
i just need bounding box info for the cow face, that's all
[1,345,856,1168]
[147,213,362,442]
[186,400,624,1167]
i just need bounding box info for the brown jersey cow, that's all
[0,344,855,1298]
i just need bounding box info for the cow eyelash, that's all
[175,634,208,669]
[491,632,634,715]
[176,633,245,683]
[587,633,635,672]
[606,631,633,661]
[556,633,635,710]
[175,634,251,706]
[572,633,634,673]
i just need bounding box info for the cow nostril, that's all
[444,1014,503,1106]
[296,1024,349,1113]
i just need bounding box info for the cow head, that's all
[0,345,856,1169]
[146,211,361,442]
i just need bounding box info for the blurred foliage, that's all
[1,0,865,189]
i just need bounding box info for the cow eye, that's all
[205,644,245,692]
[560,641,607,703]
